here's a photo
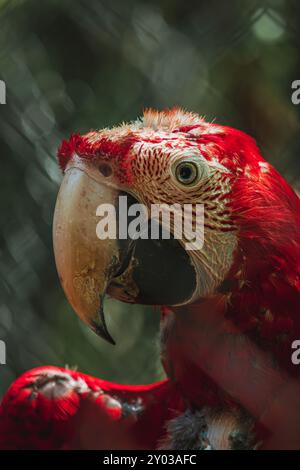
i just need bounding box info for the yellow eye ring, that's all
[175,161,199,185]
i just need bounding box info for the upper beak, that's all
[53,167,123,344]
[53,166,197,344]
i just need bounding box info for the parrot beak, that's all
[53,167,124,344]
[53,166,197,344]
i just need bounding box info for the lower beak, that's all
[53,167,197,344]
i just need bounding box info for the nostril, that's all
[98,163,112,177]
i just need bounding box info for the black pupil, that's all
[180,165,193,181]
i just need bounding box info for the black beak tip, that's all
[91,320,116,345]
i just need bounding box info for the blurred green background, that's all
[0,0,299,396]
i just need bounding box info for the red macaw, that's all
[1,108,300,449]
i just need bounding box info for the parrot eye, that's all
[175,161,199,186]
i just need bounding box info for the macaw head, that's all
[54,108,300,343]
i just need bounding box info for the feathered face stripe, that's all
[57,132,137,184]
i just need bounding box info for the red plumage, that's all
[2,109,300,449]
[0,366,184,449]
